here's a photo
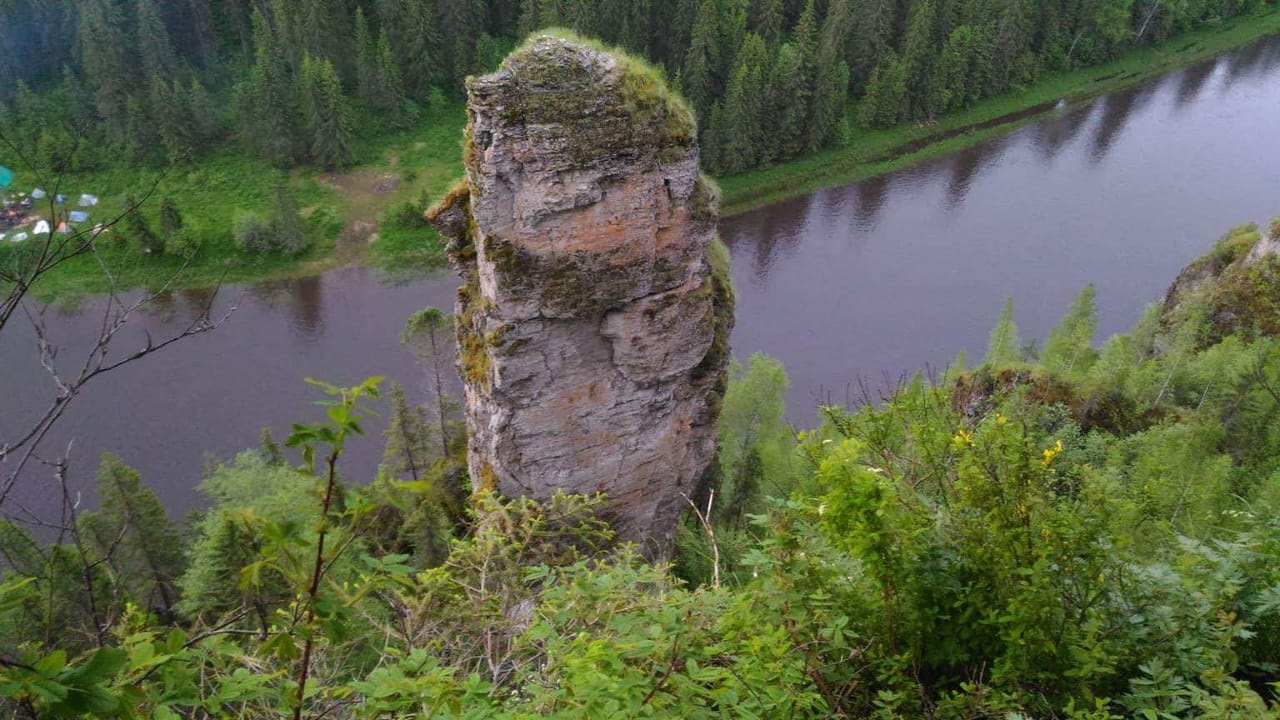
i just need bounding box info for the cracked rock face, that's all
[427,35,733,557]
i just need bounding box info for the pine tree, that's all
[301,53,353,169]
[79,453,186,620]
[1042,284,1099,376]
[297,0,352,75]
[984,297,1023,367]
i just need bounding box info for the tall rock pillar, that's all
[427,34,733,556]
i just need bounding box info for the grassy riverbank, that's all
[718,8,1280,214]
[7,9,1279,298]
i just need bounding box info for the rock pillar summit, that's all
[427,34,734,556]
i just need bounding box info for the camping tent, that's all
[77,194,98,207]
[69,211,89,223]
[31,188,46,199]
[0,166,13,189]
[33,220,50,235]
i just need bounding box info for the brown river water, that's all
[4,34,1280,519]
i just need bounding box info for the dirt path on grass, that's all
[317,163,401,256]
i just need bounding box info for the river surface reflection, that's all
[3,33,1280,518]
[722,33,1280,411]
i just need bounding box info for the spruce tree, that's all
[151,77,193,165]
[159,197,184,239]
[764,42,806,161]
[902,0,939,120]
[80,453,185,620]
[751,0,785,45]
[852,0,899,82]
[715,33,769,173]
[301,53,353,169]
[858,49,907,128]
[355,8,378,104]
[383,381,435,482]
[123,195,163,254]
[383,0,445,101]
[809,0,855,150]
[682,0,721,119]
[77,0,132,148]
[402,307,461,460]
[186,77,220,145]
[236,8,298,166]
[136,0,178,81]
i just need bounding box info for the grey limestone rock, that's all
[427,34,733,557]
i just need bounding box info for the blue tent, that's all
[0,166,13,189]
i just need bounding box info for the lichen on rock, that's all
[427,32,733,557]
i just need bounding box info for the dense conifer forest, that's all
[3,0,1277,175]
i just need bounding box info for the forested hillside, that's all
[3,0,1277,176]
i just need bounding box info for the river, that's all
[4,33,1280,519]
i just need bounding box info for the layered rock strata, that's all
[427,34,733,556]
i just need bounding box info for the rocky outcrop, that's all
[427,34,733,557]
[1158,221,1280,349]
